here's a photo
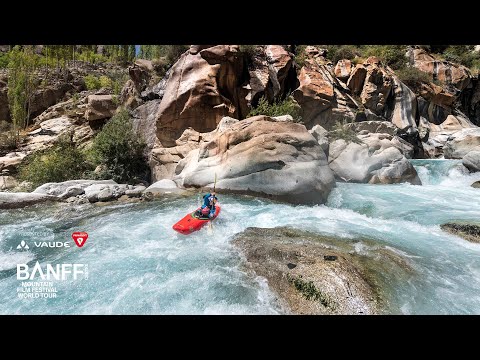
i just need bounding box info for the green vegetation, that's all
[287,274,336,310]
[396,66,432,85]
[84,74,101,90]
[247,96,302,122]
[83,73,128,94]
[88,109,148,184]
[329,119,362,144]
[7,46,38,138]
[325,45,362,65]
[138,45,189,67]
[18,135,93,188]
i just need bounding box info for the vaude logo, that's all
[16,241,71,250]
[17,240,29,250]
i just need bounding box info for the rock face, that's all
[174,116,335,204]
[0,79,10,121]
[328,124,421,185]
[84,95,117,121]
[441,223,480,243]
[334,59,352,81]
[233,227,413,314]
[462,150,480,172]
[293,54,356,129]
[443,128,480,158]
[246,45,297,106]
[0,192,58,209]
[412,48,472,91]
[155,45,249,147]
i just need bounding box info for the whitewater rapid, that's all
[0,159,479,314]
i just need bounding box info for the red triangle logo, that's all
[72,232,89,248]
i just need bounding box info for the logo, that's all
[17,261,88,280]
[16,240,29,250]
[72,232,88,248]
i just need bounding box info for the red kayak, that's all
[172,205,221,235]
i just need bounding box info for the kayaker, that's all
[197,191,218,218]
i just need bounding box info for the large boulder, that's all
[293,53,356,129]
[462,150,480,172]
[443,128,480,158]
[128,59,154,93]
[174,116,335,204]
[85,95,117,121]
[0,192,58,209]
[422,114,476,158]
[359,57,394,117]
[334,59,352,81]
[155,45,249,147]
[246,45,297,106]
[144,179,185,196]
[84,183,128,202]
[328,131,421,184]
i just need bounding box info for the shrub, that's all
[18,135,93,188]
[247,96,302,122]
[0,53,9,68]
[396,66,432,85]
[89,109,148,184]
[443,45,479,69]
[329,119,362,144]
[325,45,361,64]
[239,45,258,63]
[84,75,100,90]
[99,75,113,89]
[363,45,407,70]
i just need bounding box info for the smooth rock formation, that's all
[0,192,58,209]
[443,128,480,158]
[472,181,480,188]
[85,95,116,121]
[174,116,335,204]
[462,150,480,172]
[84,183,128,202]
[34,179,117,197]
[328,131,421,184]
[309,124,329,153]
[145,179,184,195]
[155,45,249,147]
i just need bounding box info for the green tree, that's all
[89,109,148,183]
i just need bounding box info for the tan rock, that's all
[334,59,352,81]
[174,115,335,204]
[85,95,116,121]
[156,45,248,147]
[412,48,472,90]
